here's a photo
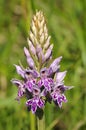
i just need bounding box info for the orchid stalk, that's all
[11,11,73,130]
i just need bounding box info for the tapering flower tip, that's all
[27,38,36,55]
[40,32,45,44]
[44,36,51,50]
[50,56,62,73]
[24,47,30,57]
[24,47,35,69]
[30,11,48,45]
[36,44,42,54]
[64,85,74,90]
[31,20,37,36]
[36,45,45,62]
[11,79,22,87]
[29,31,35,45]
[50,56,62,68]
[56,71,67,83]
[44,24,48,40]
[14,64,25,78]
[44,44,53,61]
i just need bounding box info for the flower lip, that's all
[11,79,23,88]
[25,69,33,75]
[24,69,33,80]
[33,86,40,96]
[25,69,39,79]
[40,67,47,73]
[41,70,45,74]
[40,67,48,78]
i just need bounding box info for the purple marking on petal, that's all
[26,99,33,106]
[38,99,44,108]
[38,80,43,88]
[51,92,57,100]
[48,78,54,85]
[31,101,37,113]
[57,99,62,108]
[43,79,51,91]
[14,65,25,78]
[58,85,66,92]
[56,85,70,93]
[44,80,49,88]
[12,79,25,99]
[41,89,47,96]
[61,94,67,102]
[48,78,52,82]
[18,90,23,97]
[56,71,67,83]
[32,70,40,78]
[25,81,34,92]
[38,78,53,91]
[43,78,54,91]
[17,86,25,98]
[57,94,67,108]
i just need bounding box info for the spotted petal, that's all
[57,94,67,108]
[31,101,37,113]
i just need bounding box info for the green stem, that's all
[37,115,45,130]
[30,112,36,130]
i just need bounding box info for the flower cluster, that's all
[11,11,72,117]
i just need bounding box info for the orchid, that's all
[11,11,72,118]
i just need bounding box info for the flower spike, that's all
[11,11,73,118]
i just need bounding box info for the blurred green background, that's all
[0,0,86,130]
